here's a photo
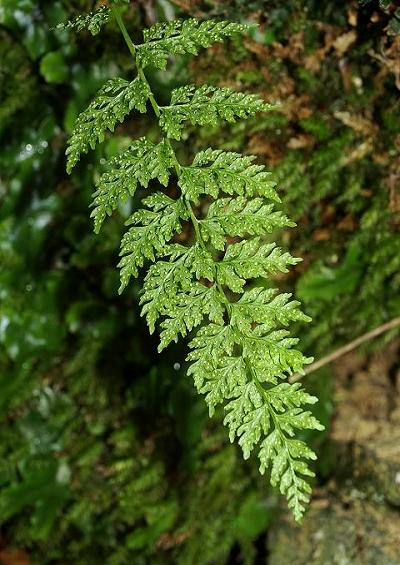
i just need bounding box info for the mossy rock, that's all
[349,432,400,507]
[269,490,400,565]
[332,345,400,507]
[269,348,400,564]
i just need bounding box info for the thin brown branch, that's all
[289,316,400,383]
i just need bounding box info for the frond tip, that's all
[190,322,323,522]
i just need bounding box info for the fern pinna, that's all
[62,1,323,521]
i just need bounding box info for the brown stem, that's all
[289,316,400,383]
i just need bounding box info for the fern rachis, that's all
[61,3,323,521]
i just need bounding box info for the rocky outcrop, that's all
[268,341,400,564]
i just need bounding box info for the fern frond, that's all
[67,12,324,522]
[55,6,110,36]
[257,406,323,522]
[158,284,224,351]
[240,327,310,382]
[91,138,174,232]
[184,249,318,521]
[200,197,295,251]
[188,319,320,521]
[66,78,150,173]
[205,358,248,417]
[140,243,215,332]
[160,85,271,140]
[231,288,311,332]
[137,19,255,70]
[217,238,300,292]
[179,149,279,203]
[118,193,189,292]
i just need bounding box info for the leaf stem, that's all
[112,5,161,119]
[183,198,234,315]
[184,199,274,402]
[111,5,137,60]
[137,66,161,118]
[110,10,183,178]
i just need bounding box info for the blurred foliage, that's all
[0,0,398,562]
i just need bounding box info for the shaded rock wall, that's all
[269,341,400,564]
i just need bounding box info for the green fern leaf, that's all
[237,404,271,459]
[66,78,150,173]
[277,407,323,436]
[68,11,324,522]
[258,410,323,522]
[217,238,301,292]
[91,138,174,232]
[231,288,311,332]
[179,149,279,203]
[223,381,264,442]
[225,380,322,522]
[140,243,215,332]
[118,193,188,292]
[189,355,247,417]
[200,197,295,250]
[187,313,322,522]
[160,85,271,140]
[158,284,224,351]
[137,19,255,70]
[187,323,236,371]
[266,382,318,412]
[55,6,110,36]
[240,327,310,381]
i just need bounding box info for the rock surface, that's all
[269,491,400,565]
[268,340,400,564]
